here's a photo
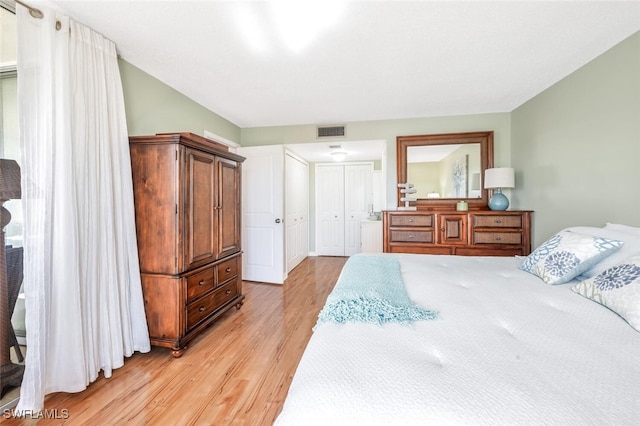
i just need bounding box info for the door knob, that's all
[275,218,281,223]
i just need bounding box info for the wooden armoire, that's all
[129,132,245,357]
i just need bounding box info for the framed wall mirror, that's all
[396,131,494,210]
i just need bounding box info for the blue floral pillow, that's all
[519,230,623,284]
[572,255,640,331]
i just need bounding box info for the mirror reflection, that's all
[407,143,481,199]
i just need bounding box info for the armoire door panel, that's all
[218,158,241,259]
[185,148,217,270]
[130,143,179,274]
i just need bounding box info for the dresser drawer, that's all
[216,256,239,285]
[186,279,239,330]
[390,230,434,243]
[473,232,522,245]
[473,215,522,228]
[390,214,434,227]
[186,267,215,303]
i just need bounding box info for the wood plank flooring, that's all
[3,256,346,426]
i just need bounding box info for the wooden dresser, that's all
[129,133,245,357]
[383,210,532,256]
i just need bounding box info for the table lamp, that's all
[484,167,514,211]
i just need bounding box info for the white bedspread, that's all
[275,254,640,426]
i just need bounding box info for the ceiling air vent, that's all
[317,125,346,138]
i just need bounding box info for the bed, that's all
[275,225,640,425]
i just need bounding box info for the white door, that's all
[316,162,373,257]
[316,164,345,256]
[238,145,285,284]
[344,164,373,256]
[285,152,309,273]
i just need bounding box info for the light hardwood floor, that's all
[3,256,346,426]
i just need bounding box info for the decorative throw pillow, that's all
[572,255,640,331]
[519,230,623,284]
[563,226,640,280]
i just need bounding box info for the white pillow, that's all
[519,229,623,284]
[572,255,640,332]
[604,223,640,237]
[564,226,640,280]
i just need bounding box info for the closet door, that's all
[344,164,373,256]
[285,153,309,272]
[316,164,345,256]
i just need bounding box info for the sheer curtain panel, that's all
[16,6,150,413]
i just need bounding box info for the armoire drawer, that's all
[186,279,239,330]
[216,256,239,285]
[186,267,215,303]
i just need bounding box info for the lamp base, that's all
[488,189,509,211]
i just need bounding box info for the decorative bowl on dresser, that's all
[129,132,245,357]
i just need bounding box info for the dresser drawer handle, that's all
[225,267,232,273]
[198,280,206,286]
[198,306,205,313]
[408,219,414,223]
[495,219,502,224]
[225,289,231,295]
[408,234,414,239]
[495,236,502,241]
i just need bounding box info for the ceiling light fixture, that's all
[331,151,347,162]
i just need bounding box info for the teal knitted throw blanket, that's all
[315,255,438,328]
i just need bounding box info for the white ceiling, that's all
[36,0,640,131]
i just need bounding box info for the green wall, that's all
[512,31,640,247]
[118,60,241,141]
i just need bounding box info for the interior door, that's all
[316,164,345,256]
[237,145,285,284]
[285,152,309,273]
[344,164,373,256]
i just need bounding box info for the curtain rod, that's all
[15,0,43,19]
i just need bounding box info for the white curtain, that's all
[16,6,150,412]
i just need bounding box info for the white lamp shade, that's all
[484,167,515,189]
